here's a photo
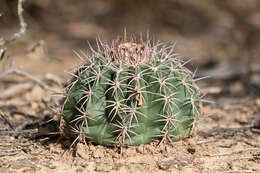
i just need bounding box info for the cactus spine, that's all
[61,34,202,146]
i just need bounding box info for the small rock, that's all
[22,165,41,172]
[136,145,144,154]
[79,161,88,168]
[92,149,104,158]
[40,160,56,169]
[157,158,190,170]
[76,143,89,160]
[157,160,177,170]
[187,147,196,154]
[30,157,39,163]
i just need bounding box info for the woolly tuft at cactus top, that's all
[61,34,202,146]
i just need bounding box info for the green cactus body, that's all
[61,37,201,146]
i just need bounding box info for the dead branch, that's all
[0,151,20,157]
[196,139,218,145]
[1,82,33,99]
[0,111,15,130]
[0,128,38,135]
[208,148,260,157]
[0,0,27,47]
[197,63,260,80]
[0,68,50,90]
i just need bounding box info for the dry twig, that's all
[1,82,33,99]
[197,63,260,80]
[0,111,15,130]
[0,129,38,135]
[0,68,50,90]
[208,148,260,157]
[0,0,27,47]
[0,151,20,157]
[196,139,218,145]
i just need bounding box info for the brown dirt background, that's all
[0,0,260,172]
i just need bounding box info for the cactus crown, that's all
[61,33,202,146]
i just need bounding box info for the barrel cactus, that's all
[61,34,202,146]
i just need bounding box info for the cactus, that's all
[61,34,202,146]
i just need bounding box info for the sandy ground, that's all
[0,58,259,173]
